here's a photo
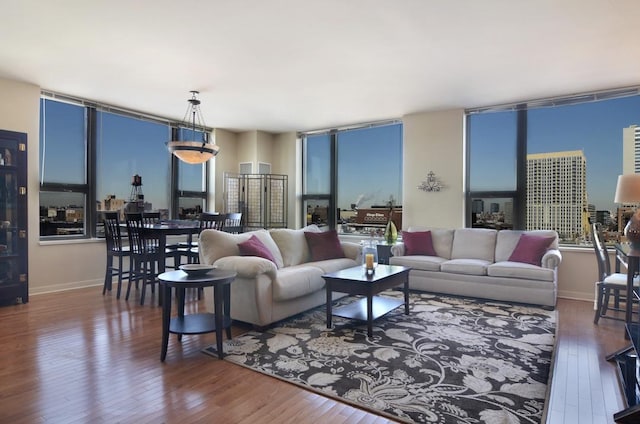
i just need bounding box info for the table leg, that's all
[626,257,638,340]
[326,282,332,329]
[214,284,224,359]
[367,295,373,337]
[224,284,232,340]
[404,276,410,315]
[177,287,184,342]
[161,284,171,361]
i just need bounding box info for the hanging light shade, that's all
[166,91,220,164]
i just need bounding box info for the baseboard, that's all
[30,279,103,296]
[557,290,593,303]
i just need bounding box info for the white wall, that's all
[402,109,465,229]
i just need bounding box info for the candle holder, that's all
[362,239,378,274]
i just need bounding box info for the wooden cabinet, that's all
[0,129,27,305]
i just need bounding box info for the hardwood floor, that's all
[0,287,630,423]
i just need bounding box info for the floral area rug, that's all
[203,291,557,424]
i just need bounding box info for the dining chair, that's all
[102,211,131,299]
[593,223,639,324]
[142,211,161,226]
[187,213,228,263]
[224,212,243,234]
[125,212,163,306]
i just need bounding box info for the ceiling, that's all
[1,0,639,133]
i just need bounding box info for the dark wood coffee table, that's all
[323,264,411,337]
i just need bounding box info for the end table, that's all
[158,269,236,361]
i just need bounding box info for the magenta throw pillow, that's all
[508,234,553,266]
[402,231,437,256]
[304,230,345,261]
[238,235,277,264]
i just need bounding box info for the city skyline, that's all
[471,95,640,214]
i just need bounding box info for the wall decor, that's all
[418,171,445,192]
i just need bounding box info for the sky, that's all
[470,95,640,212]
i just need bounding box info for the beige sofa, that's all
[198,226,361,327]
[389,228,562,307]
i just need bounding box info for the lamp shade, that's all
[166,141,219,164]
[614,174,640,203]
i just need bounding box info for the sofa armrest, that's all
[213,256,278,279]
[340,241,362,261]
[390,243,405,257]
[541,249,562,269]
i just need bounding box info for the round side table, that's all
[158,269,236,361]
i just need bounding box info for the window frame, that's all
[301,120,402,231]
[465,86,640,242]
[39,91,211,240]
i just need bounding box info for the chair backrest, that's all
[592,223,612,282]
[126,212,161,255]
[224,212,243,233]
[199,213,226,231]
[103,211,124,253]
[142,211,161,226]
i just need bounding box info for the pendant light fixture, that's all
[166,91,220,164]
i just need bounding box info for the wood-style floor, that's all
[0,286,630,424]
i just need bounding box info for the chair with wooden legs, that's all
[593,223,639,324]
[223,212,243,234]
[125,212,163,306]
[102,212,131,299]
[187,213,227,263]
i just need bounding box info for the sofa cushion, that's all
[450,228,497,262]
[389,254,446,271]
[408,227,454,259]
[402,230,437,256]
[495,230,559,263]
[272,265,325,301]
[269,225,321,267]
[305,230,345,261]
[307,257,359,274]
[198,229,284,269]
[508,234,554,266]
[238,234,278,264]
[488,261,555,282]
[441,259,491,276]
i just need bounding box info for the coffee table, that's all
[323,264,411,337]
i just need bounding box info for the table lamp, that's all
[614,174,640,249]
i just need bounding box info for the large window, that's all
[302,122,403,234]
[467,89,640,245]
[39,93,210,238]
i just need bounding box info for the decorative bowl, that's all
[179,264,216,276]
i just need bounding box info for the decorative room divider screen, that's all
[224,172,287,230]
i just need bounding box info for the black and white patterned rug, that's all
[204,291,557,424]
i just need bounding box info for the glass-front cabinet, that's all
[0,129,27,305]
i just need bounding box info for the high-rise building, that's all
[526,150,587,242]
[622,124,640,174]
[471,199,484,213]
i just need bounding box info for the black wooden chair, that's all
[102,212,131,299]
[593,223,639,324]
[187,213,227,263]
[125,212,163,306]
[224,212,243,234]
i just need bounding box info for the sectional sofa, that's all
[389,227,562,307]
